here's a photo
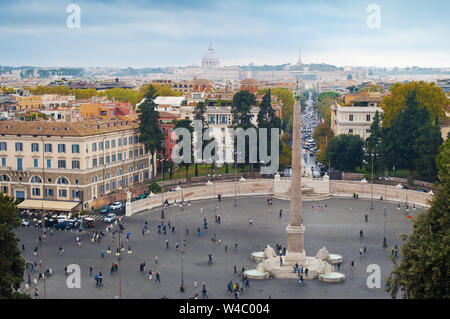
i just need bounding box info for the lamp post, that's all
[159,157,165,219]
[370,148,374,210]
[114,220,131,299]
[382,207,387,248]
[234,150,237,207]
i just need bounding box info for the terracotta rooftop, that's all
[0,119,138,137]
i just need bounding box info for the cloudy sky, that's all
[0,0,449,68]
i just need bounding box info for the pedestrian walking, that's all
[280,256,283,266]
[279,209,282,218]
[363,246,367,256]
[202,286,208,298]
[166,239,169,249]
[365,214,368,222]
[90,266,93,277]
[155,272,160,283]
[359,229,364,239]
[350,259,354,271]
[154,256,158,264]
[234,265,237,275]
[305,268,309,278]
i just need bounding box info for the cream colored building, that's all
[331,103,383,139]
[0,119,153,210]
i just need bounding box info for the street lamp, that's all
[234,150,237,207]
[370,148,375,210]
[113,221,131,299]
[157,157,166,219]
[382,207,387,248]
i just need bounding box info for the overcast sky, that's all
[0,0,449,68]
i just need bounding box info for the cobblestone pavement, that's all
[16,197,418,299]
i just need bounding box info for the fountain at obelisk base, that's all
[245,90,345,283]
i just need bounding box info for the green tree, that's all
[386,139,450,298]
[313,122,334,165]
[381,81,448,128]
[137,85,164,177]
[413,122,443,181]
[0,193,28,299]
[232,91,256,175]
[174,119,194,182]
[193,101,207,176]
[364,110,384,173]
[382,90,442,178]
[325,134,364,171]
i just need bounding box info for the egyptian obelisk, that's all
[285,88,306,263]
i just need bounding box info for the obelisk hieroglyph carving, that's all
[285,92,306,263]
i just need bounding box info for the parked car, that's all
[82,216,95,228]
[100,206,110,214]
[415,188,427,192]
[21,219,30,227]
[104,213,117,223]
[54,221,71,230]
[110,202,123,210]
[57,215,67,223]
[312,171,321,178]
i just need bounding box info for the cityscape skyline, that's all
[0,0,449,68]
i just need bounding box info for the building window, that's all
[31,176,42,183]
[31,143,39,152]
[72,160,80,169]
[129,150,133,158]
[99,157,104,165]
[366,129,370,133]
[112,139,116,148]
[58,160,66,168]
[349,129,354,134]
[123,137,127,146]
[106,155,110,164]
[72,190,80,199]
[0,174,10,182]
[0,142,7,151]
[349,114,354,122]
[105,140,110,149]
[32,188,40,196]
[92,142,97,152]
[112,181,116,190]
[106,183,110,191]
[366,114,371,122]
[140,148,143,156]
[209,115,215,124]
[112,154,116,162]
[57,177,69,184]
[134,136,139,144]
[118,153,122,161]
[99,185,104,193]
[59,189,67,197]
[46,159,51,168]
[58,144,66,153]
[72,144,80,153]
[144,172,149,180]
[99,141,104,150]
[92,158,98,167]
[1,186,8,194]
[129,136,133,145]
[33,158,39,168]
[44,143,52,152]
[118,138,122,147]
[17,158,23,171]
[15,142,23,151]
[45,189,54,197]
[1,157,5,166]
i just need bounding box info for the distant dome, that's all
[201,43,220,69]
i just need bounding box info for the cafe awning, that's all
[17,200,80,212]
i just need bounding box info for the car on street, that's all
[100,205,110,214]
[415,188,427,192]
[21,219,30,227]
[104,213,117,223]
[54,221,71,230]
[110,202,123,210]
[312,170,321,178]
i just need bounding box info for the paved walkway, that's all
[16,197,417,299]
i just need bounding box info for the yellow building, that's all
[14,95,44,110]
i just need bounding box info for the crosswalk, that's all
[84,214,105,222]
